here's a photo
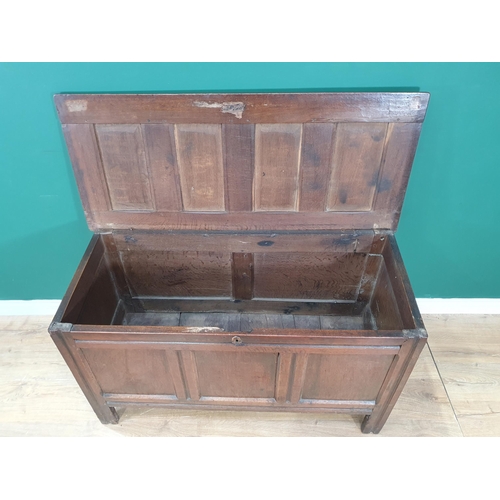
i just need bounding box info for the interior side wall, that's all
[61,236,120,325]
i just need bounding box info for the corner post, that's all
[361,331,427,434]
[49,322,119,424]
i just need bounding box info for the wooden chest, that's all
[49,92,429,433]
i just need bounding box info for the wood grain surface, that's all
[253,252,367,301]
[55,93,429,232]
[55,93,430,124]
[95,124,154,211]
[254,124,302,211]
[1,314,490,436]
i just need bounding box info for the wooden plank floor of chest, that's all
[49,92,429,433]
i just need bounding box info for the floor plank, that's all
[425,314,500,437]
[0,314,490,437]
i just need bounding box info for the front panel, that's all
[74,339,400,411]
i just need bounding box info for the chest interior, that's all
[60,230,414,333]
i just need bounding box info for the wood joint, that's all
[402,328,428,339]
[48,321,73,334]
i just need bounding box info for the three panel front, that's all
[78,342,399,410]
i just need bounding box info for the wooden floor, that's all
[0,314,498,437]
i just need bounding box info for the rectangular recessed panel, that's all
[82,348,175,395]
[373,122,422,218]
[95,124,154,211]
[175,124,225,211]
[195,351,278,398]
[302,353,396,401]
[253,252,367,301]
[142,123,182,211]
[120,250,232,297]
[326,123,387,212]
[299,123,336,211]
[61,124,111,218]
[254,124,302,211]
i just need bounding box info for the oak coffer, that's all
[49,92,429,433]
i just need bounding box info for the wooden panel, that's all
[165,350,187,399]
[111,231,373,254]
[175,124,225,211]
[373,123,423,228]
[223,124,254,211]
[76,257,119,325]
[57,93,429,232]
[299,123,336,211]
[194,351,278,398]
[320,315,365,330]
[55,93,430,124]
[81,348,176,395]
[294,315,321,330]
[57,235,104,324]
[179,351,200,400]
[71,328,404,346]
[370,262,404,330]
[240,314,285,331]
[282,315,296,329]
[101,233,131,300]
[125,312,181,326]
[382,235,421,329]
[253,252,367,301]
[355,254,383,313]
[275,353,293,403]
[302,353,396,401]
[95,124,154,211]
[232,253,254,300]
[326,123,387,212]
[119,250,232,298]
[254,124,302,211]
[134,298,358,317]
[61,124,110,228]
[142,124,182,211]
[93,207,395,231]
[289,353,308,403]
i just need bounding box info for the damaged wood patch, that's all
[185,326,223,332]
[65,100,88,112]
[193,100,245,119]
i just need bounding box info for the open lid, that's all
[55,92,429,232]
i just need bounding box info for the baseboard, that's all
[0,300,62,316]
[0,298,499,316]
[416,298,500,315]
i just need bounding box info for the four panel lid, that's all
[55,92,429,232]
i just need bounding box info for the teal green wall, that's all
[1,63,499,299]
